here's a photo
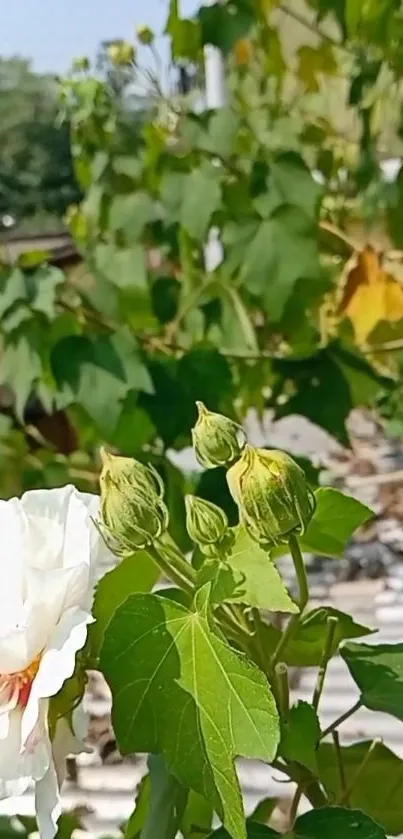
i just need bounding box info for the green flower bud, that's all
[99,449,168,554]
[185,495,228,546]
[191,402,246,469]
[107,41,135,66]
[136,25,155,45]
[227,445,316,547]
[72,56,90,72]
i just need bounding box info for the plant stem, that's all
[332,731,349,806]
[337,739,380,805]
[275,662,289,719]
[252,607,269,673]
[149,542,195,595]
[288,534,309,611]
[320,699,362,740]
[271,535,308,667]
[289,786,303,827]
[272,761,328,808]
[312,616,338,711]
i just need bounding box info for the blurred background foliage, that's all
[1,0,403,548]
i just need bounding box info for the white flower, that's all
[0,485,112,838]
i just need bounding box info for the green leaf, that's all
[140,755,187,839]
[206,109,240,159]
[273,345,383,447]
[341,641,403,721]
[0,267,28,318]
[261,607,374,667]
[90,550,160,659]
[387,164,403,247]
[100,588,280,839]
[292,807,386,839]
[29,265,65,319]
[198,527,298,612]
[318,740,403,835]
[280,701,320,773]
[125,774,150,839]
[181,790,214,839]
[301,487,373,557]
[2,332,42,419]
[109,192,154,241]
[248,798,277,826]
[165,0,201,61]
[94,243,147,289]
[255,153,322,219]
[181,166,221,241]
[240,209,322,321]
[198,1,254,54]
[51,335,128,435]
[208,825,279,838]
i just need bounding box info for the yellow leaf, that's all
[338,246,403,343]
[297,43,338,92]
[234,38,252,66]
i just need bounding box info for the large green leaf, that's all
[240,208,322,321]
[198,1,254,53]
[140,755,187,839]
[52,332,152,436]
[262,607,373,667]
[341,642,403,721]
[255,153,322,220]
[292,807,386,839]
[208,826,279,838]
[181,790,214,839]
[125,773,150,839]
[100,587,280,839]
[2,331,42,419]
[90,550,160,659]
[197,527,298,613]
[29,265,65,319]
[273,344,387,446]
[94,242,147,289]
[318,740,403,835]
[301,487,373,557]
[208,809,386,839]
[109,192,154,241]
[180,165,221,241]
[280,701,320,773]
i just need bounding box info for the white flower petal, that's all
[0,499,25,635]
[20,487,78,571]
[0,706,50,796]
[21,607,93,745]
[35,760,61,839]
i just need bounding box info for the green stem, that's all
[271,534,308,667]
[252,607,269,673]
[320,699,362,740]
[274,662,289,718]
[312,616,338,711]
[332,731,349,806]
[272,761,328,808]
[289,533,309,611]
[289,786,303,827]
[149,541,195,595]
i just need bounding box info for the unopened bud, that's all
[107,41,135,66]
[191,402,246,469]
[185,495,228,547]
[99,449,168,554]
[72,56,90,72]
[136,25,155,45]
[227,445,315,547]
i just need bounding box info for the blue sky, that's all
[0,0,198,73]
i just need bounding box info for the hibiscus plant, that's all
[0,402,400,839]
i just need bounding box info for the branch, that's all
[320,699,362,739]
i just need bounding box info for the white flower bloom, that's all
[0,485,112,839]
